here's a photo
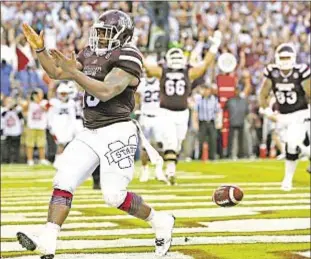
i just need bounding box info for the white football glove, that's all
[209,30,222,54]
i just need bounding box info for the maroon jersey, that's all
[264,63,309,114]
[77,44,142,129]
[159,65,191,111]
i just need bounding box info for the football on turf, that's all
[212,185,244,207]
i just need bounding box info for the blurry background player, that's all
[259,43,310,191]
[48,83,77,169]
[1,97,24,163]
[24,89,50,166]
[136,68,167,183]
[144,31,221,185]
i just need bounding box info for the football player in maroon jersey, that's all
[18,10,174,258]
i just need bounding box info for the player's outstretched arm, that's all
[22,24,82,80]
[50,49,137,102]
[189,31,222,82]
[143,61,162,79]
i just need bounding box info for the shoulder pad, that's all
[294,63,308,72]
[115,44,143,80]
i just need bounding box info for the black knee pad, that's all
[164,150,177,162]
[285,144,299,161]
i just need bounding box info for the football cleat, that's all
[17,232,37,251]
[281,181,292,192]
[168,175,177,186]
[16,232,56,258]
[150,213,175,256]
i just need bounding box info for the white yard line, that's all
[2,235,309,252]
[2,199,310,212]
[2,187,310,198]
[2,198,311,209]
[2,218,309,238]
[294,251,311,258]
[3,193,311,204]
[2,192,310,204]
[1,205,309,224]
[0,252,193,259]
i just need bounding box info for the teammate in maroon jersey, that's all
[260,43,310,191]
[18,10,174,258]
[144,31,222,185]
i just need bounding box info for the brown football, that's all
[212,185,244,207]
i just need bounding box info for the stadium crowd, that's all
[1,1,310,163]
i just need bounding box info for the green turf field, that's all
[1,160,310,259]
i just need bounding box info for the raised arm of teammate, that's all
[143,60,163,79]
[189,30,222,81]
[22,23,82,80]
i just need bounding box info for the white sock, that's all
[283,160,298,185]
[37,222,60,254]
[155,163,164,179]
[44,222,61,236]
[166,162,176,177]
[145,208,155,222]
[143,165,149,174]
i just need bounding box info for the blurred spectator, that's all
[193,85,221,160]
[0,1,310,162]
[15,65,48,98]
[1,59,13,97]
[1,97,24,163]
[24,88,50,166]
[225,88,249,159]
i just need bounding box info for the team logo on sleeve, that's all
[105,135,138,169]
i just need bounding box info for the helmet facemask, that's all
[275,44,296,71]
[89,22,129,56]
[166,48,187,70]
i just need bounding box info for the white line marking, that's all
[2,193,310,203]
[2,218,310,239]
[1,252,193,259]
[2,199,310,211]
[1,235,309,252]
[199,218,311,232]
[1,205,309,223]
[294,251,311,258]
[1,222,118,238]
[2,187,310,198]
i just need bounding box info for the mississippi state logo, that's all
[105,135,138,169]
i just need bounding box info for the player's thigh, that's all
[53,138,99,193]
[161,115,178,151]
[286,122,306,153]
[97,121,138,182]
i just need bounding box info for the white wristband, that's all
[209,44,219,54]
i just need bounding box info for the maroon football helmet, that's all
[89,10,134,55]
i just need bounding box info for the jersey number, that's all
[85,95,100,107]
[165,80,185,96]
[275,91,297,105]
[144,90,159,103]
